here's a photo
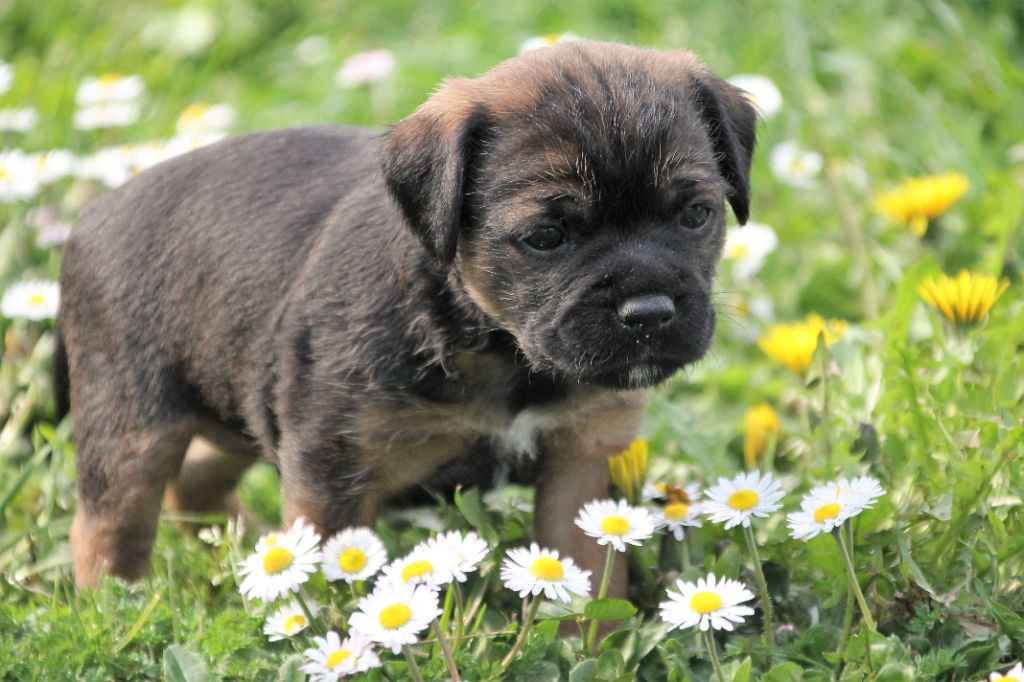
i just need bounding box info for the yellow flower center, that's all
[180,103,210,122]
[0,168,8,180]
[326,649,351,669]
[263,534,278,546]
[663,502,690,521]
[27,292,47,307]
[262,547,294,574]
[814,502,842,523]
[530,557,565,582]
[600,515,631,536]
[690,591,723,614]
[728,243,749,259]
[379,604,412,629]
[401,560,434,583]
[338,548,368,573]
[728,490,759,511]
[98,73,122,84]
[282,614,306,633]
[992,678,1016,682]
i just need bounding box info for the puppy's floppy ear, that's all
[382,79,487,265]
[690,71,758,224]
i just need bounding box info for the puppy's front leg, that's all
[534,391,647,600]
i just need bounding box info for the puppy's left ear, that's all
[382,80,487,265]
[690,72,758,224]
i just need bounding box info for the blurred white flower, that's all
[320,527,387,583]
[380,544,453,589]
[31,150,76,184]
[303,630,381,680]
[295,35,330,66]
[162,132,225,160]
[27,206,73,248]
[770,140,823,189]
[176,103,235,135]
[76,73,145,105]
[349,582,441,654]
[73,102,141,130]
[263,599,318,641]
[724,222,778,280]
[423,530,489,583]
[519,33,581,53]
[0,149,40,202]
[335,50,395,88]
[787,476,886,541]
[1,280,60,320]
[660,573,755,632]
[728,74,782,118]
[0,61,12,95]
[0,107,38,133]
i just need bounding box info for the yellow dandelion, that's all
[608,438,648,503]
[757,314,848,373]
[875,172,969,236]
[918,270,1009,326]
[743,404,781,469]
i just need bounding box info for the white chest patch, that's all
[494,407,568,459]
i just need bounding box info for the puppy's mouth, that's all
[583,358,683,389]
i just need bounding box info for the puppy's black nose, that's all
[617,294,675,330]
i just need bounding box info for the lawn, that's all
[1,1,1022,680]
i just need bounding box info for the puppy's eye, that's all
[678,204,712,230]
[522,225,567,251]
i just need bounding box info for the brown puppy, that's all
[57,41,756,588]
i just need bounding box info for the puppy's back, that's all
[60,126,383,418]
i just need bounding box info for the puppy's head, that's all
[383,42,757,389]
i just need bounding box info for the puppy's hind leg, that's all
[72,413,195,587]
[164,431,258,524]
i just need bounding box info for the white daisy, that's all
[769,140,823,189]
[303,630,381,680]
[0,107,38,133]
[380,542,453,589]
[724,222,778,280]
[320,527,387,583]
[575,498,657,552]
[660,573,755,632]
[500,543,591,603]
[0,61,12,95]
[519,32,581,53]
[0,149,40,202]
[31,150,76,184]
[986,663,1024,682]
[237,518,322,602]
[176,102,236,135]
[1,280,59,321]
[349,581,441,654]
[787,476,886,541]
[656,499,703,541]
[76,73,145,105]
[703,471,785,529]
[422,530,489,583]
[263,599,318,641]
[727,74,783,118]
[295,35,330,66]
[162,132,226,160]
[334,49,395,88]
[73,102,141,130]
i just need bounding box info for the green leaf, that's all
[597,649,625,679]
[583,598,637,622]
[568,658,599,682]
[730,656,752,682]
[536,600,582,622]
[163,645,217,682]
[763,662,802,682]
[275,655,305,682]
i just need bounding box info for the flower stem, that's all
[501,597,541,668]
[818,339,833,471]
[742,524,774,666]
[432,618,461,682]
[452,583,466,651]
[834,528,876,631]
[403,645,425,682]
[293,592,324,636]
[585,544,617,653]
[703,629,727,682]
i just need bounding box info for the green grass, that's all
[1,1,1023,680]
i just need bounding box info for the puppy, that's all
[57,41,756,588]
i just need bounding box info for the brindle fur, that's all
[58,41,756,588]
